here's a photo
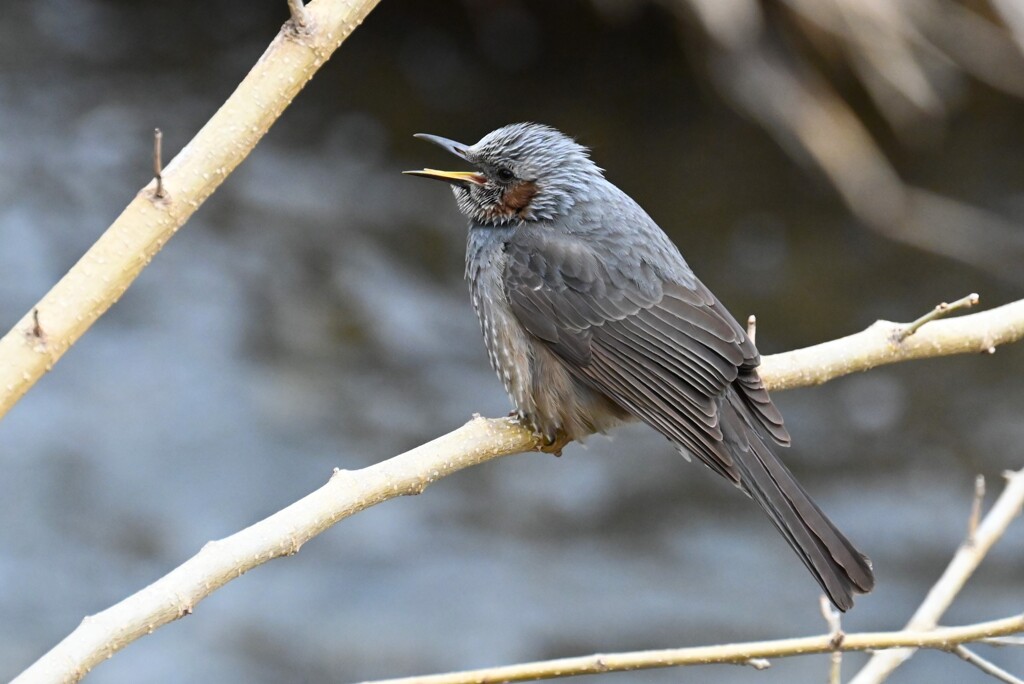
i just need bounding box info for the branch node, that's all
[747,314,757,344]
[746,658,771,670]
[897,293,980,342]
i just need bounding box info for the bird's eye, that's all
[496,167,515,182]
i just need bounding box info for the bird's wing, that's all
[504,230,876,611]
[503,231,790,481]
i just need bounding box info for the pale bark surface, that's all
[0,0,381,422]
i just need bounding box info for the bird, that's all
[404,122,874,611]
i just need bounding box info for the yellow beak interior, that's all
[402,169,486,185]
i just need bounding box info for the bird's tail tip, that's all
[725,410,875,611]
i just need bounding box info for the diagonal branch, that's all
[0,0,381,423]
[11,298,1024,683]
[953,645,1024,684]
[849,467,1024,684]
[12,417,540,684]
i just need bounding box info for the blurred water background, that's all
[1,1,1023,682]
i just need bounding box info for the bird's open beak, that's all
[402,168,486,186]
[403,133,487,187]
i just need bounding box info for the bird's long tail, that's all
[721,396,875,611]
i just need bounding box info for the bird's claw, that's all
[537,430,571,457]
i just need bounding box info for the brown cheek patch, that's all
[501,180,538,217]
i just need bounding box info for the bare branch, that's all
[954,645,1024,684]
[0,0,382,424]
[850,468,1024,684]
[350,615,1024,684]
[760,298,1024,391]
[820,595,844,684]
[968,474,986,546]
[983,637,1024,647]
[11,303,1024,682]
[11,417,538,684]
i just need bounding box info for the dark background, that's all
[1,1,1022,682]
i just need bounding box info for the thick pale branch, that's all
[760,298,1024,391]
[12,300,1024,683]
[12,417,538,684]
[850,467,1024,684]
[353,615,1024,684]
[0,0,380,422]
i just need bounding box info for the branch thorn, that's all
[153,128,165,199]
[26,308,48,350]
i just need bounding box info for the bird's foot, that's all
[506,412,572,456]
[536,430,572,457]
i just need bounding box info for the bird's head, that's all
[404,123,602,226]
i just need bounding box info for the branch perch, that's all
[351,615,1024,684]
[12,299,1024,683]
[0,0,381,423]
[12,417,539,684]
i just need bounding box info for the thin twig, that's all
[747,314,757,344]
[897,293,980,341]
[954,645,1024,684]
[821,595,845,684]
[153,128,164,199]
[850,468,1024,684]
[349,615,1024,684]
[982,637,1024,647]
[288,0,309,27]
[968,474,986,546]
